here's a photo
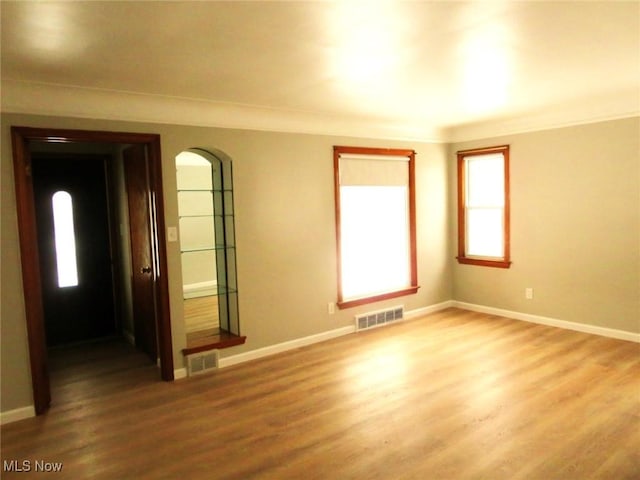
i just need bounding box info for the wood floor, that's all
[184,295,219,333]
[46,338,159,407]
[2,308,639,479]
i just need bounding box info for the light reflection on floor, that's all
[341,340,409,393]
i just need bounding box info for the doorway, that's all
[11,127,174,415]
[32,153,117,346]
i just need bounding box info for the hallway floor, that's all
[47,338,159,407]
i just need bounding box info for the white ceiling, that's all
[1,1,639,142]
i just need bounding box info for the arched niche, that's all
[175,148,241,347]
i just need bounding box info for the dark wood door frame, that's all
[11,126,174,414]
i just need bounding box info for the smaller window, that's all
[52,191,79,287]
[457,145,511,268]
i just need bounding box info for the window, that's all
[52,191,79,287]
[334,146,419,308]
[457,145,511,268]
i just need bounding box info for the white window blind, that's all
[339,154,409,186]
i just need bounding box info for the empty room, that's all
[1,1,638,479]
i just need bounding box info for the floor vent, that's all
[355,305,404,331]
[187,350,219,376]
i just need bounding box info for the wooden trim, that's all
[10,127,161,145]
[407,149,418,287]
[333,145,419,308]
[10,126,175,414]
[145,136,175,381]
[456,257,512,269]
[337,286,420,310]
[456,144,510,156]
[333,147,343,304]
[503,146,511,265]
[456,153,467,261]
[456,145,511,269]
[333,145,416,158]
[11,128,51,414]
[182,332,247,356]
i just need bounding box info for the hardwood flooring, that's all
[2,308,639,479]
[46,338,158,407]
[184,295,219,333]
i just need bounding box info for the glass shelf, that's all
[181,245,235,253]
[177,149,239,339]
[215,285,238,295]
[178,214,234,218]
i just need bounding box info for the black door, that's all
[32,154,116,346]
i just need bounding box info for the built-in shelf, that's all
[177,148,242,350]
[183,328,246,355]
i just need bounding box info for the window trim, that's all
[456,145,511,269]
[334,145,419,309]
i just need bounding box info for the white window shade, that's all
[339,154,409,186]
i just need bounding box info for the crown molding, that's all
[0,79,447,143]
[445,88,640,143]
[2,79,637,144]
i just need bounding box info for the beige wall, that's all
[450,117,640,333]
[1,113,451,414]
[3,112,637,416]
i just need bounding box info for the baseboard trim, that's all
[0,405,36,425]
[453,301,640,343]
[405,300,455,320]
[188,300,638,376]
[218,300,454,369]
[219,325,356,368]
[174,368,188,380]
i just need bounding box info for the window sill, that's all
[182,329,246,355]
[337,286,420,309]
[456,257,512,269]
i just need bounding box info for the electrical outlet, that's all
[328,302,335,315]
[525,288,534,300]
